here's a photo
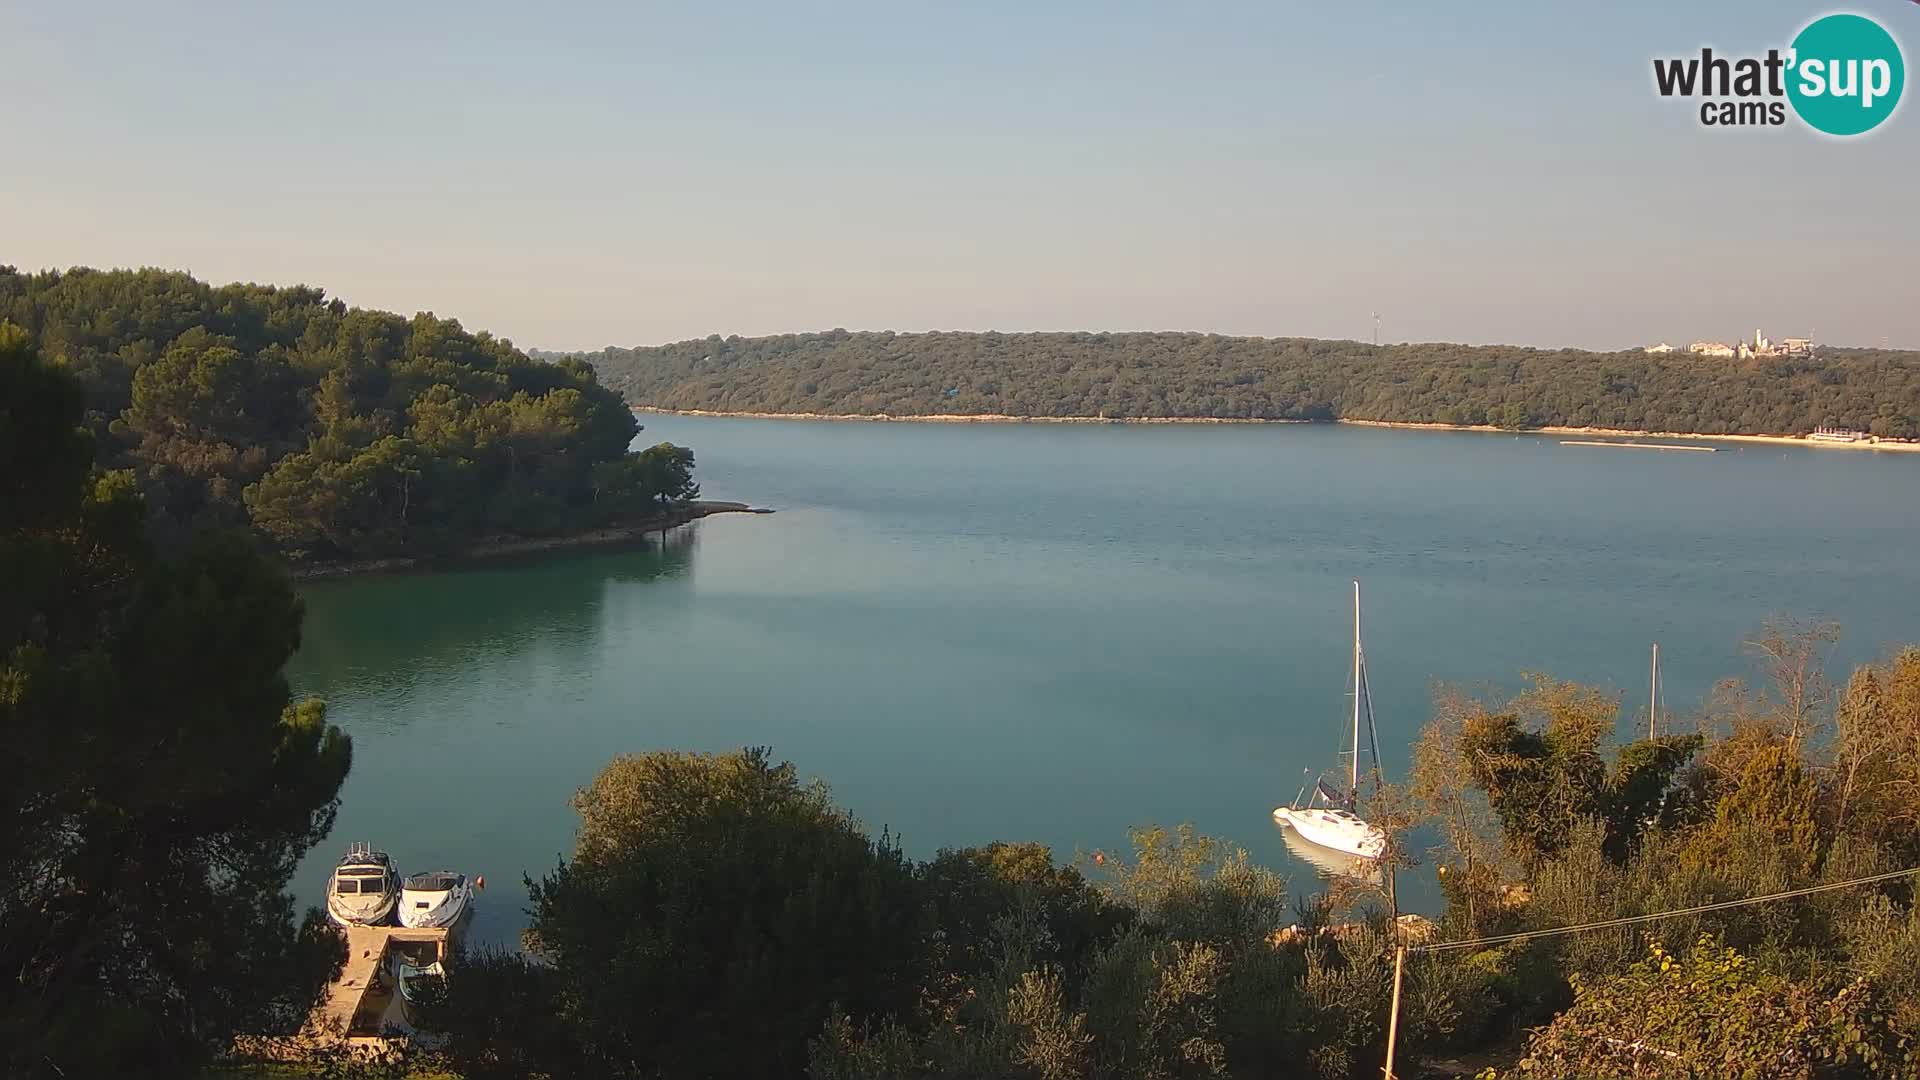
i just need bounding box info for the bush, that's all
[514,748,926,1078]
[1514,937,1918,1079]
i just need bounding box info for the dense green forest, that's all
[2,328,352,1077]
[574,331,1920,438]
[394,625,1920,1080]
[0,267,696,562]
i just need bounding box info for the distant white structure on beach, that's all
[1810,426,1870,443]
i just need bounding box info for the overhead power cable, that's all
[1409,866,1920,955]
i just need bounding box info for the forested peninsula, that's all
[573,331,1920,439]
[0,267,701,564]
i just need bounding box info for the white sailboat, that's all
[1273,581,1389,861]
[1278,819,1384,884]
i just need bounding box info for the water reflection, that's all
[1275,821,1383,887]
[288,530,701,943]
[293,531,697,700]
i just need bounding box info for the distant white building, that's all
[1811,426,1869,443]
[1677,330,1812,360]
[1736,328,1778,359]
[1644,342,1675,354]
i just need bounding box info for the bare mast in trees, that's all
[1351,580,1362,795]
[1745,616,1841,748]
[1350,579,1385,799]
[1650,642,1660,740]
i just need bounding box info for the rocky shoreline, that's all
[288,501,771,580]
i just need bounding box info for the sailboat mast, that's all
[1351,580,1362,794]
[1649,642,1660,740]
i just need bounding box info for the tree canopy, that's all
[0,328,352,1078]
[431,750,1480,1080]
[1518,937,1911,1079]
[573,330,1920,438]
[0,266,697,561]
[446,748,930,1079]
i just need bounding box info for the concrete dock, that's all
[318,924,453,1040]
[234,923,456,1060]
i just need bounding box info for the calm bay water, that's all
[291,418,1920,942]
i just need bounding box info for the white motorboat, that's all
[398,870,474,929]
[325,842,400,926]
[1272,581,1390,862]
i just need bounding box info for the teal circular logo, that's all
[1787,14,1905,136]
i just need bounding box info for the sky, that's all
[3,1,1916,352]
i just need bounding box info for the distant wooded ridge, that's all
[551,331,1920,438]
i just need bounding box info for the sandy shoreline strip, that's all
[638,407,1304,426]
[633,407,1920,454]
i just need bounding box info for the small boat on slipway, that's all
[326,843,401,926]
[1273,581,1389,862]
[387,948,449,1027]
[399,870,475,929]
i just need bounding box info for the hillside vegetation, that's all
[3,328,352,1077]
[577,331,1920,438]
[0,266,695,562]
[410,630,1920,1080]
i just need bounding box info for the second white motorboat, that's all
[398,870,475,929]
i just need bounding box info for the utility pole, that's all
[1383,945,1406,1078]
[1372,312,1381,347]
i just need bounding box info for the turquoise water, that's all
[291,418,1920,942]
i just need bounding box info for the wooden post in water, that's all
[1383,945,1406,1079]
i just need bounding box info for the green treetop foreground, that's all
[1,326,354,1078]
[574,329,1920,437]
[0,266,696,562]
